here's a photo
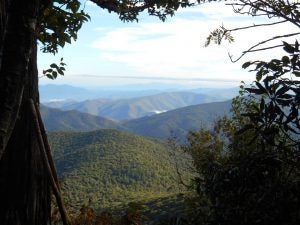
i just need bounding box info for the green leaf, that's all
[276,98,291,106]
[281,56,290,64]
[46,74,54,79]
[52,71,58,78]
[282,6,292,15]
[283,41,295,54]
[44,68,53,73]
[275,86,289,97]
[268,62,280,71]
[256,82,266,94]
[255,61,266,70]
[50,63,58,69]
[57,68,64,75]
[295,40,299,51]
[256,70,264,81]
[242,61,252,69]
[260,98,265,112]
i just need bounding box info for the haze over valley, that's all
[41,84,235,139]
[41,84,237,120]
[40,83,236,220]
[36,4,243,217]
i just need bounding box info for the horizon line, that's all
[63,74,251,83]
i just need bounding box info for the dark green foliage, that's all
[48,129,192,210]
[240,42,300,147]
[52,194,191,225]
[42,58,66,79]
[191,1,300,222]
[92,0,194,22]
[184,96,300,225]
[142,194,190,224]
[38,0,90,54]
[207,151,300,225]
[204,25,234,47]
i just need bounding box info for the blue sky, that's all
[38,1,298,89]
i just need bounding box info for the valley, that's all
[41,84,236,222]
[41,84,235,139]
[42,100,232,141]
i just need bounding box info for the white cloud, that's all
[62,3,300,87]
[92,19,229,74]
[90,17,247,80]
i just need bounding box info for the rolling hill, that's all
[48,129,192,210]
[41,105,124,132]
[44,92,221,121]
[123,100,232,141]
[41,100,233,141]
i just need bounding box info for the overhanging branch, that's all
[89,0,194,21]
[229,32,300,62]
[226,20,288,33]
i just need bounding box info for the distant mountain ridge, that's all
[123,100,232,141]
[41,105,124,132]
[40,84,94,101]
[44,91,222,121]
[41,100,232,141]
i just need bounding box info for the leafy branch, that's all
[229,31,300,62]
[90,0,194,22]
[41,58,66,80]
[205,0,300,62]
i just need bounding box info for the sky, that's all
[38,1,299,89]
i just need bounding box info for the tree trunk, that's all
[0,0,51,224]
[0,0,9,56]
[0,45,51,225]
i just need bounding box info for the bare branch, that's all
[230,32,300,62]
[225,20,288,33]
[29,99,71,225]
[228,0,300,29]
[245,44,284,53]
[34,101,61,191]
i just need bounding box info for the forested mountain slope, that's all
[124,100,232,140]
[48,129,191,210]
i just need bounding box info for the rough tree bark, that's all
[0,0,52,224]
